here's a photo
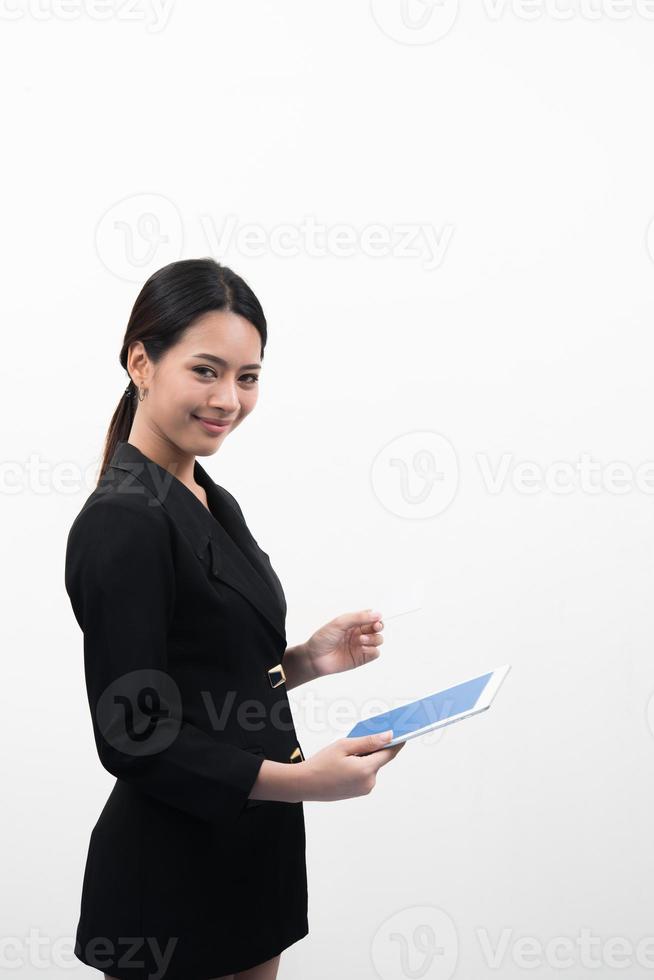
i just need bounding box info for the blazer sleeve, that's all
[64,498,265,825]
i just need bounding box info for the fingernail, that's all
[379,730,393,741]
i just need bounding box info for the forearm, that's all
[282,642,318,690]
[249,758,308,803]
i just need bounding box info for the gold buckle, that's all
[289,745,304,763]
[267,663,286,688]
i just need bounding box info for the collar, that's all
[104,440,286,642]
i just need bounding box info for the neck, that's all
[126,427,197,489]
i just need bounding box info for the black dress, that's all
[64,440,309,979]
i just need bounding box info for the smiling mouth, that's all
[192,415,233,430]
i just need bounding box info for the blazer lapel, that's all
[197,468,288,620]
[106,441,287,643]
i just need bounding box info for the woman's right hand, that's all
[297,730,406,802]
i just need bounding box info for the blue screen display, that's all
[347,671,493,739]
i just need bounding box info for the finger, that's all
[336,609,383,632]
[358,632,383,647]
[344,730,394,756]
[359,619,384,636]
[369,742,406,769]
[349,732,405,760]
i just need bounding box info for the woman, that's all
[64,258,405,980]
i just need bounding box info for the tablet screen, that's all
[347,670,494,739]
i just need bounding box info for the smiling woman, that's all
[98,258,268,487]
[66,258,307,980]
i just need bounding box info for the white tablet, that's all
[345,664,511,749]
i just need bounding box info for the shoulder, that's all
[65,488,176,609]
[64,488,177,625]
[66,486,172,563]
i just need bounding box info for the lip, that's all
[192,415,233,434]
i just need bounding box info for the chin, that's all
[194,442,222,457]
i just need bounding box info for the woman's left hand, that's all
[305,609,385,678]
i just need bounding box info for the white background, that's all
[2,1,654,977]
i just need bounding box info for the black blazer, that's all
[65,440,309,978]
[65,439,306,825]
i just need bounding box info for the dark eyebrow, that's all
[191,353,262,370]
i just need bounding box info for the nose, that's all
[206,384,240,415]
